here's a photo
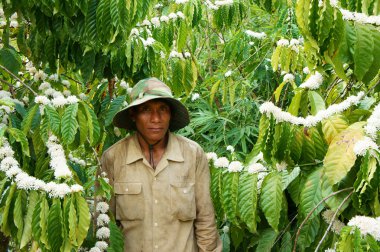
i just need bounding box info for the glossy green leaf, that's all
[281,166,301,191]
[308,91,325,115]
[20,191,39,248]
[0,47,22,75]
[47,199,63,251]
[222,172,240,225]
[14,190,24,240]
[7,128,30,157]
[210,167,224,220]
[260,172,283,232]
[45,105,61,136]
[105,95,126,127]
[237,172,258,233]
[108,220,125,252]
[1,183,16,236]
[61,104,79,145]
[297,216,320,250]
[75,193,91,247]
[82,103,101,146]
[21,104,39,135]
[353,23,374,81]
[256,228,277,252]
[300,168,323,219]
[288,90,304,116]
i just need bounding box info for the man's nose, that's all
[150,110,161,122]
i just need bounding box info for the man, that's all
[101,77,222,252]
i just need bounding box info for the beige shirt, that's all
[101,132,222,252]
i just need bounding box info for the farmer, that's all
[101,77,222,252]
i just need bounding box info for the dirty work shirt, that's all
[101,132,222,252]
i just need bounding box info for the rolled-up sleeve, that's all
[194,148,222,252]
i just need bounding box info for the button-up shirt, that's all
[101,132,222,252]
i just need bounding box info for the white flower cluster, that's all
[245,30,267,40]
[259,92,365,127]
[206,152,218,161]
[247,162,268,190]
[276,38,303,53]
[353,137,379,156]
[348,215,380,241]
[340,9,380,26]
[89,201,110,251]
[224,70,232,77]
[0,139,83,197]
[226,145,234,153]
[299,72,323,90]
[283,73,295,83]
[0,11,18,28]
[214,157,230,168]
[175,0,190,3]
[34,93,79,108]
[275,161,287,171]
[140,11,185,28]
[68,153,87,166]
[204,0,219,10]
[215,0,234,6]
[191,93,200,101]
[47,135,72,178]
[322,209,345,234]
[169,50,191,59]
[228,161,243,172]
[140,37,156,47]
[364,103,380,140]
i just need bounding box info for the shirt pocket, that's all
[170,182,196,221]
[114,182,144,221]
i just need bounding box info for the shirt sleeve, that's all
[194,147,223,252]
[100,150,116,218]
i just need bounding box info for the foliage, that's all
[0,0,380,251]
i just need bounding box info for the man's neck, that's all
[136,132,169,153]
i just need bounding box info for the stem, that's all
[292,187,354,252]
[0,64,38,96]
[314,190,353,252]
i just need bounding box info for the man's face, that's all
[132,99,171,144]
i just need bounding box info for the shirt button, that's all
[183,189,188,193]
[125,188,129,192]
[154,222,158,226]
[154,245,158,249]
[154,177,157,181]
[154,199,158,204]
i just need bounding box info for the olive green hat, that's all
[113,77,190,131]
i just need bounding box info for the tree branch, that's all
[0,64,37,96]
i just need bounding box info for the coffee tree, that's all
[0,0,379,251]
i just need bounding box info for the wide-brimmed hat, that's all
[113,77,190,131]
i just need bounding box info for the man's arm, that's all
[194,147,222,252]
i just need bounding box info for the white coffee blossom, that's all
[47,135,72,179]
[215,0,234,6]
[141,19,151,26]
[223,225,229,233]
[276,161,288,171]
[120,80,129,89]
[365,103,380,139]
[96,202,110,213]
[151,17,160,27]
[0,145,14,159]
[142,37,155,47]
[226,145,234,153]
[348,216,380,241]
[303,67,310,74]
[130,28,139,36]
[51,96,67,108]
[277,39,289,47]
[353,137,379,156]
[35,96,50,105]
[95,241,108,251]
[160,15,169,23]
[224,70,232,77]
[245,30,266,39]
[97,214,110,227]
[63,90,71,97]
[62,80,71,87]
[176,11,185,19]
[322,209,345,234]
[96,227,110,239]
[206,152,218,161]
[214,157,229,168]
[34,70,47,81]
[299,72,323,90]
[283,73,295,83]
[79,93,87,100]
[228,161,243,172]
[247,163,266,174]
[39,82,51,90]
[191,93,200,101]
[71,184,84,192]
[49,73,59,81]
[184,52,191,58]
[259,92,365,127]
[89,247,101,252]
[168,13,178,20]
[175,0,189,3]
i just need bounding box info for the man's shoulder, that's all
[102,135,133,157]
[172,134,204,153]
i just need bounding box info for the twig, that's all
[0,64,38,96]
[0,78,14,88]
[292,187,354,252]
[314,190,353,252]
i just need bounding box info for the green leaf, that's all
[297,216,320,250]
[1,183,16,236]
[75,193,91,247]
[45,105,61,136]
[281,166,301,191]
[47,199,63,252]
[353,23,374,81]
[221,172,240,225]
[7,128,30,157]
[0,47,22,75]
[177,21,188,51]
[288,90,304,116]
[68,197,78,246]
[20,191,39,248]
[61,104,79,145]
[256,228,277,252]
[82,103,100,146]
[308,91,325,115]
[221,232,231,252]
[237,172,258,233]
[14,190,24,240]
[32,195,49,245]
[77,105,88,145]
[260,172,283,232]
[105,95,126,127]
[300,168,323,219]
[21,104,39,135]
[323,122,365,185]
[274,81,287,103]
[321,114,348,144]
[210,167,224,220]
[108,220,125,252]
[362,27,380,83]
[289,126,303,163]
[279,232,292,252]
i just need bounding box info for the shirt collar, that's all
[125,132,184,164]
